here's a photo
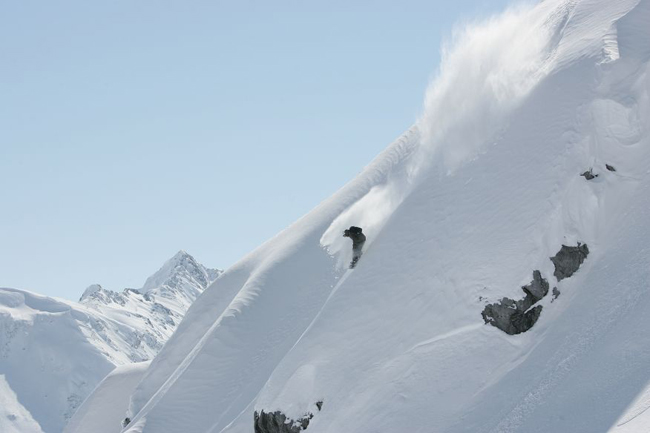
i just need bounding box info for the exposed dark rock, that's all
[122,417,131,428]
[550,243,589,281]
[481,271,549,335]
[482,243,589,335]
[254,411,310,433]
[482,302,543,335]
[522,270,549,303]
[606,164,616,172]
[552,287,561,301]
[581,169,598,180]
[254,403,322,433]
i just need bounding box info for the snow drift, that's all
[78,0,650,431]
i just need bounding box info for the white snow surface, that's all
[64,362,150,433]
[0,251,220,433]
[82,0,650,432]
[0,374,45,433]
[610,379,650,433]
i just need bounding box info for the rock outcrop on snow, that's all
[552,287,561,301]
[254,402,322,433]
[482,271,549,335]
[254,411,312,433]
[483,243,589,334]
[551,243,589,281]
[581,169,598,180]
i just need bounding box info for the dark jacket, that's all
[343,226,366,252]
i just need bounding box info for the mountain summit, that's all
[139,250,222,311]
[80,250,222,319]
[141,250,217,292]
[79,283,103,301]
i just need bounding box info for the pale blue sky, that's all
[1,0,512,300]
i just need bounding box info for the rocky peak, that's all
[140,250,221,295]
[79,251,222,309]
[79,284,104,302]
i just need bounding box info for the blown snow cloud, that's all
[323,0,641,268]
[322,2,558,263]
[416,2,562,175]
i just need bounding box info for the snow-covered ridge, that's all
[0,251,220,433]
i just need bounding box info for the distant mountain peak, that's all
[140,251,221,295]
[79,284,103,302]
[172,249,190,260]
[79,251,222,307]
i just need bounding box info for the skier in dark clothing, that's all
[343,226,366,269]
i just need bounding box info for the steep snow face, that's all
[64,362,150,433]
[0,251,220,433]
[116,0,650,432]
[0,374,45,433]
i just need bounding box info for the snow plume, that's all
[322,2,565,265]
[321,176,409,269]
[415,1,566,175]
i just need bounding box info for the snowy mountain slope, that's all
[0,374,45,433]
[611,379,650,433]
[0,251,220,433]
[0,288,116,433]
[102,0,650,432]
[64,362,150,433]
[120,129,420,433]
